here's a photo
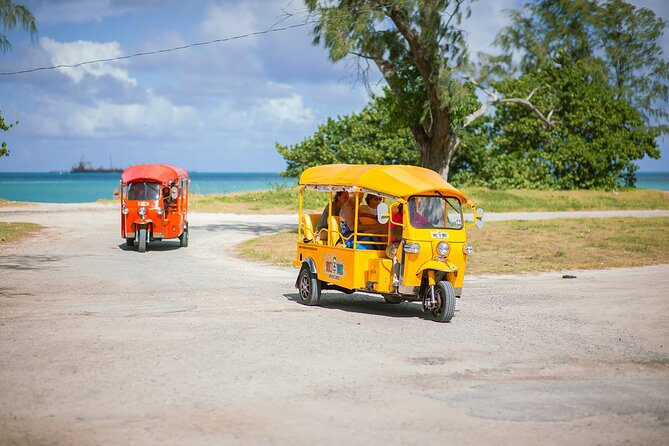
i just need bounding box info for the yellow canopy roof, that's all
[299,164,468,200]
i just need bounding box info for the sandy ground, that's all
[0,203,667,446]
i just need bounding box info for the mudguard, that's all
[415,259,458,279]
[295,257,318,288]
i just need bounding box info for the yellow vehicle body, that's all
[293,164,483,323]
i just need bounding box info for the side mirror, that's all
[376,202,389,224]
[113,190,119,197]
[170,186,179,200]
[475,208,484,229]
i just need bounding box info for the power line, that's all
[0,20,316,76]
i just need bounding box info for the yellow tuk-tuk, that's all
[293,164,483,322]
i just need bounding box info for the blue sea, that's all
[0,171,667,204]
[0,172,294,203]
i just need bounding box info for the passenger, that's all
[359,193,382,219]
[386,203,404,286]
[408,199,431,228]
[386,203,404,259]
[339,192,386,249]
[315,191,349,240]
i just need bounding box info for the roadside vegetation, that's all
[237,217,669,274]
[0,222,41,244]
[191,186,669,214]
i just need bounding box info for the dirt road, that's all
[1,203,667,445]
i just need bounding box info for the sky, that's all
[0,0,667,173]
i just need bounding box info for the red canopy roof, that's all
[121,164,189,183]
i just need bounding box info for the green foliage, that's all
[0,114,16,158]
[0,1,37,159]
[453,56,660,190]
[491,0,669,130]
[0,0,37,52]
[276,92,419,177]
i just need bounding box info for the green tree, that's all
[276,92,419,177]
[303,0,553,179]
[453,55,660,189]
[0,0,37,159]
[0,0,37,52]
[493,0,668,130]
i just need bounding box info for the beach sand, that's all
[0,203,667,445]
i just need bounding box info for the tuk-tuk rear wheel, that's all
[126,237,135,247]
[432,281,456,322]
[297,266,321,306]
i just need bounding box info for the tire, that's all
[126,238,135,247]
[383,294,403,304]
[179,222,189,247]
[433,280,456,322]
[138,227,147,253]
[297,266,321,306]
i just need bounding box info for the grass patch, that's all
[236,230,297,266]
[190,187,328,214]
[465,187,669,212]
[0,222,42,244]
[236,217,669,274]
[464,217,669,274]
[187,186,669,214]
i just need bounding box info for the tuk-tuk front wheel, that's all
[432,280,456,323]
[179,221,189,247]
[138,227,147,253]
[297,266,321,306]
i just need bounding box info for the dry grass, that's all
[236,230,297,266]
[466,187,669,212]
[0,222,42,244]
[236,217,669,274]
[465,217,669,274]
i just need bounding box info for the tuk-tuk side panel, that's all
[296,243,389,291]
[368,258,393,293]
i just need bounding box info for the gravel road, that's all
[1,203,667,445]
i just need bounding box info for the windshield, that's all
[408,196,463,229]
[127,182,161,201]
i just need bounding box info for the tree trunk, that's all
[409,108,457,181]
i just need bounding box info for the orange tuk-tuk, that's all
[118,164,190,252]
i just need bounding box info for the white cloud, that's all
[199,2,259,43]
[32,92,197,139]
[40,37,137,86]
[259,94,314,125]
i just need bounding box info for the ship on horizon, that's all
[71,156,123,173]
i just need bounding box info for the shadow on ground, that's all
[284,292,428,320]
[0,255,62,271]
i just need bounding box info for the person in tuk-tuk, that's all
[314,191,349,241]
[339,192,386,249]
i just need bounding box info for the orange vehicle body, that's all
[118,164,190,252]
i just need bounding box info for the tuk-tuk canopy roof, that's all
[299,164,468,200]
[121,164,189,184]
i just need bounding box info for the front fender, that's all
[132,218,155,227]
[295,257,318,288]
[415,259,458,279]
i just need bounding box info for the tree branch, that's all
[460,76,556,130]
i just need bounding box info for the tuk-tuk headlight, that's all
[122,207,129,215]
[403,242,420,254]
[437,241,450,255]
[156,208,163,215]
[138,207,146,217]
[463,243,474,255]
